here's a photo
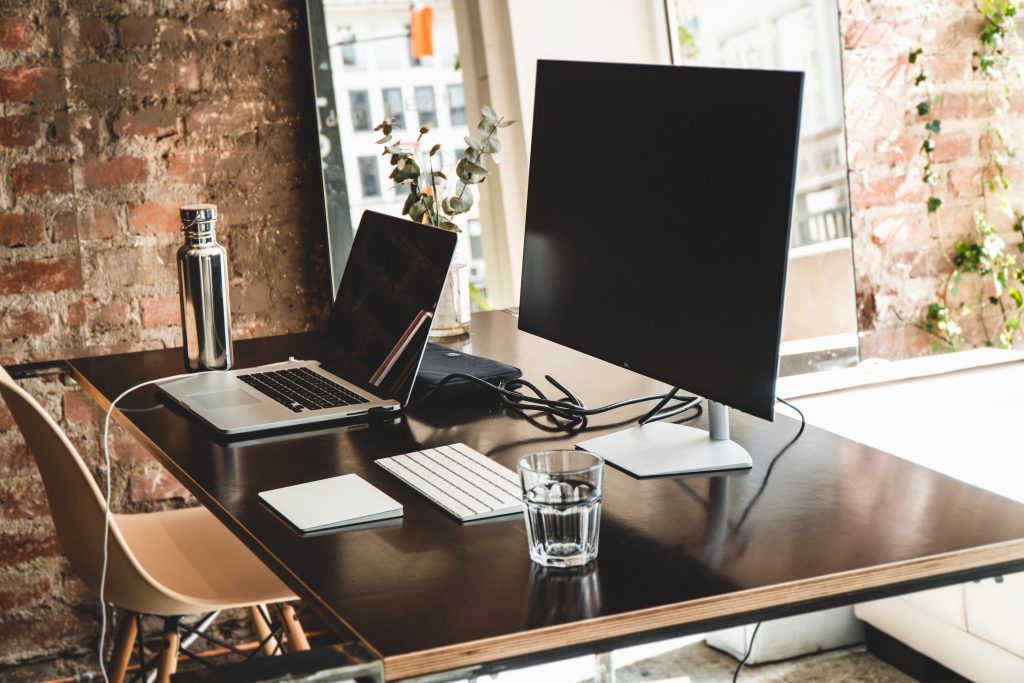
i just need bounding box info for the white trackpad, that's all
[188,390,261,410]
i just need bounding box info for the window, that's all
[338,27,357,66]
[448,84,466,126]
[349,90,371,132]
[357,156,380,198]
[382,88,405,129]
[415,86,437,129]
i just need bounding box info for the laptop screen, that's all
[319,211,457,403]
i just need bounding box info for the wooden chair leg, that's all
[281,603,310,651]
[249,604,279,656]
[155,617,180,683]
[109,610,138,683]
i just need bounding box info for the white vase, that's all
[431,258,471,337]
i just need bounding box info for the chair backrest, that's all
[0,366,166,610]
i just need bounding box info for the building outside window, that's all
[338,27,357,66]
[382,87,405,129]
[350,90,371,131]
[415,86,437,128]
[357,156,380,198]
[447,84,466,126]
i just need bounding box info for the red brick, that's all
[72,111,101,149]
[0,213,46,247]
[79,156,148,189]
[0,18,35,51]
[62,391,94,424]
[0,441,33,476]
[110,432,152,464]
[129,468,189,501]
[0,258,81,295]
[0,576,52,613]
[0,484,52,519]
[119,16,164,48]
[186,102,250,137]
[167,150,216,184]
[849,173,928,210]
[11,161,72,196]
[0,67,60,103]
[0,530,61,565]
[66,300,87,326]
[141,294,180,328]
[51,211,77,242]
[0,403,14,430]
[78,209,119,240]
[0,309,51,340]
[933,134,972,163]
[0,115,39,147]
[130,61,199,95]
[91,300,130,330]
[71,62,130,101]
[129,203,178,235]
[78,16,110,48]
[930,53,970,82]
[115,106,177,138]
[876,136,919,167]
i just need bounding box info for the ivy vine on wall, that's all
[910,0,1024,350]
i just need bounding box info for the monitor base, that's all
[577,421,752,478]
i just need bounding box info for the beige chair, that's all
[0,367,310,682]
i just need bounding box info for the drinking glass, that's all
[517,450,604,568]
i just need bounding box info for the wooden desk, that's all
[67,311,1024,681]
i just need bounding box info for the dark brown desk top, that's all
[68,311,1024,680]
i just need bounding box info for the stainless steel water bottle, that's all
[177,203,233,371]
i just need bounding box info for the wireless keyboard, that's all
[376,443,523,522]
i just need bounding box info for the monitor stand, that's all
[576,400,752,477]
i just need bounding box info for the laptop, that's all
[158,210,457,434]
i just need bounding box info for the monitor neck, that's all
[708,400,730,441]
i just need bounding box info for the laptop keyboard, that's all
[376,443,523,522]
[239,367,366,413]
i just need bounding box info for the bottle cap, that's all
[180,203,218,229]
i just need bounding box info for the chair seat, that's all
[115,506,296,615]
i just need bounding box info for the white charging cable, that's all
[97,360,306,681]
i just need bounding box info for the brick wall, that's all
[839,1,1024,357]
[0,2,330,679]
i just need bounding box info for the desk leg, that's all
[595,652,615,683]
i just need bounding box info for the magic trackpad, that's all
[188,389,260,409]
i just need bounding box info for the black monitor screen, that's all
[518,60,803,421]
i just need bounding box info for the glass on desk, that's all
[517,450,604,568]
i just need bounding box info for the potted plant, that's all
[375,105,513,336]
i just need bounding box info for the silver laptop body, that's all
[157,211,457,435]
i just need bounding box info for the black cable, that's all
[409,372,702,433]
[732,621,762,682]
[733,397,806,529]
[638,387,680,425]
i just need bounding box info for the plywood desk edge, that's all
[384,539,1024,680]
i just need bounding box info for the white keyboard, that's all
[376,443,523,522]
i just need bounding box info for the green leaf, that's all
[460,187,474,211]
[392,158,421,183]
[1010,288,1023,308]
[466,147,481,164]
[909,48,923,64]
[922,138,935,153]
[402,190,419,216]
[917,101,931,116]
[376,135,392,144]
[484,137,501,153]
[440,221,460,232]
[481,105,498,122]
[464,136,482,150]
[477,120,495,137]
[915,71,927,85]
[430,143,441,157]
[498,120,516,127]
[928,197,943,212]
[432,171,447,180]
[925,119,941,134]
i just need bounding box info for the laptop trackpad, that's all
[188,389,261,410]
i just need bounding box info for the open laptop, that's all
[158,210,457,434]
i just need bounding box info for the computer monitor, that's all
[518,60,803,477]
